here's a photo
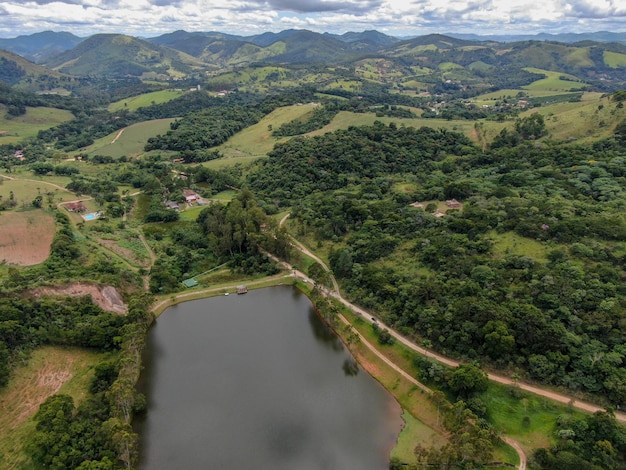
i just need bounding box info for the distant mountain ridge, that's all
[0,31,83,63]
[448,31,626,45]
[1,28,625,90]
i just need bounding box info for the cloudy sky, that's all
[0,0,625,38]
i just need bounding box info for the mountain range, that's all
[1,29,625,91]
[1,29,626,64]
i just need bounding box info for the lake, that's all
[136,286,403,469]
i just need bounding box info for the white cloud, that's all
[0,0,625,37]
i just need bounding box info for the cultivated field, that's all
[0,210,55,266]
[0,106,74,145]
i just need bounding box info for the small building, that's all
[446,199,461,208]
[237,285,248,294]
[65,201,87,213]
[165,200,181,211]
[182,279,198,288]
[183,189,200,203]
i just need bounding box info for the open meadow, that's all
[214,103,318,161]
[0,176,74,208]
[107,90,185,112]
[80,118,176,158]
[523,68,587,92]
[0,106,74,145]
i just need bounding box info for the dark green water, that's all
[136,286,402,469]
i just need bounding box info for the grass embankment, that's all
[0,347,106,469]
[151,272,296,317]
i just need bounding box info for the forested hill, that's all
[250,123,476,201]
[248,120,626,406]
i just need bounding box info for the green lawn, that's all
[477,382,582,451]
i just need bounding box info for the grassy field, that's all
[604,50,626,68]
[0,106,74,145]
[523,68,586,91]
[489,230,549,262]
[215,104,317,161]
[0,346,105,470]
[308,111,508,145]
[79,118,176,158]
[107,90,185,112]
[477,381,583,451]
[521,92,624,142]
[0,177,74,209]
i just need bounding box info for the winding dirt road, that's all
[280,213,626,424]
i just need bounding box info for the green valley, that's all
[1,28,626,470]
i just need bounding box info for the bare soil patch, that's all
[0,210,55,266]
[31,282,128,314]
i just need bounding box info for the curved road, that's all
[280,214,626,424]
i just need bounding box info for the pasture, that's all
[521,92,624,142]
[0,176,75,208]
[215,104,318,161]
[107,89,185,112]
[0,210,55,266]
[523,68,586,92]
[309,111,508,144]
[604,51,626,68]
[80,118,176,158]
[0,106,74,145]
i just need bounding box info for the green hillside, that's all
[45,34,208,79]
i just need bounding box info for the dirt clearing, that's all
[31,282,128,314]
[0,210,55,266]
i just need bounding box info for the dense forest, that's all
[247,117,626,407]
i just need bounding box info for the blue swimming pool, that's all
[83,212,99,221]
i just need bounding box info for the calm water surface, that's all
[136,286,402,469]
